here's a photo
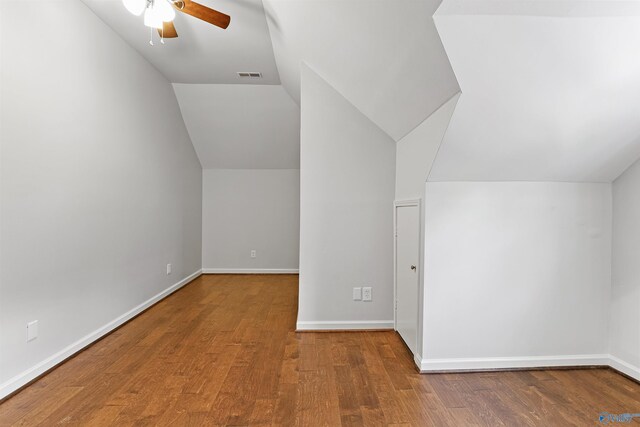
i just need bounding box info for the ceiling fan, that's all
[122,0,230,43]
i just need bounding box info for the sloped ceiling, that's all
[429,0,640,182]
[82,0,280,84]
[84,0,460,167]
[263,0,460,141]
[173,84,300,168]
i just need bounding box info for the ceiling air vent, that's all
[237,72,262,78]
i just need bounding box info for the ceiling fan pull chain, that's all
[149,26,154,46]
[161,26,165,44]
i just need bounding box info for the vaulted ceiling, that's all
[83,0,640,180]
[173,84,299,169]
[83,0,459,169]
[262,0,460,141]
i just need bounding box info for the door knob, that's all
[410,265,416,271]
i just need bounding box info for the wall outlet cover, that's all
[250,250,257,258]
[363,287,372,302]
[167,264,172,275]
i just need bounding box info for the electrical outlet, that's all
[353,287,362,301]
[250,250,257,258]
[27,320,38,342]
[166,263,172,275]
[362,287,372,302]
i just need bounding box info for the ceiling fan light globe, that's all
[122,0,146,16]
[144,7,163,29]
[156,0,176,22]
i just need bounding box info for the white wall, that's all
[202,169,300,272]
[298,64,396,329]
[421,182,612,370]
[0,0,202,397]
[611,160,640,379]
[395,94,460,200]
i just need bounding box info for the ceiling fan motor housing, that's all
[170,0,185,10]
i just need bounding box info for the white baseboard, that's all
[609,355,640,382]
[296,320,394,331]
[417,354,610,373]
[414,353,423,370]
[0,269,203,400]
[202,268,299,274]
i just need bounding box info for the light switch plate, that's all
[353,287,362,301]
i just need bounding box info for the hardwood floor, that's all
[1,274,639,426]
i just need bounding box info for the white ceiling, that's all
[173,84,300,168]
[263,0,460,141]
[430,1,640,182]
[81,0,280,84]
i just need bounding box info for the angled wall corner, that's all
[263,0,460,142]
[297,63,396,328]
[396,92,460,199]
[432,3,640,182]
[172,84,300,170]
[171,83,301,273]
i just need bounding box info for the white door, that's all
[395,203,420,355]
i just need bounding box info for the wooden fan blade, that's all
[158,21,178,38]
[178,0,230,29]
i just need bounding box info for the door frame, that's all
[393,199,422,344]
